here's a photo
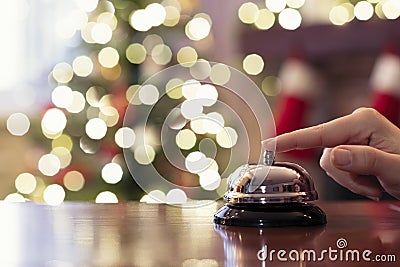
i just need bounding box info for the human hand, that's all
[263,107,400,200]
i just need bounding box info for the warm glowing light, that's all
[52,85,73,109]
[262,76,282,96]
[52,62,74,83]
[4,193,25,202]
[138,84,160,105]
[147,190,166,203]
[238,2,259,24]
[38,154,61,176]
[165,78,184,99]
[278,8,302,30]
[72,56,93,77]
[86,118,107,140]
[99,106,119,127]
[7,113,30,136]
[190,117,208,134]
[176,129,197,150]
[126,43,147,64]
[185,16,212,41]
[243,54,264,75]
[143,34,164,52]
[43,184,65,205]
[265,0,286,13]
[91,23,112,44]
[76,0,99,12]
[330,5,350,25]
[182,79,202,100]
[177,46,198,67]
[382,0,400,19]
[254,9,275,30]
[101,64,122,81]
[203,112,224,134]
[51,147,71,169]
[15,173,36,194]
[102,162,123,184]
[216,127,238,148]
[199,170,221,191]
[126,84,142,105]
[196,84,218,106]
[115,127,136,148]
[185,151,208,174]
[66,91,86,113]
[286,0,305,8]
[145,3,167,27]
[210,63,231,85]
[163,5,180,27]
[97,12,117,30]
[151,44,172,65]
[134,145,156,165]
[190,60,211,80]
[81,22,96,44]
[129,9,152,32]
[64,171,85,191]
[180,100,204,119]
[354,1,374,21]
[166,189,187,204]
[52,134,73,151]
[95,191,118,203]
[98,47,119,68]
[41,108,67,135]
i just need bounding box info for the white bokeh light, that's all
[176,129,197,150]
[146,190,166,203]
[243,54,264,75]
[185,17,211,41]
[146,3,166,27]
[4,193,25,202]
[15,173,36,195]
[38,154,61,176]
[52,85,73,108]
[66,91,86,113]
[138,84,159,105]
[199,170,221,191]
[196,84,218,106]
[115,127,136,148]
[180,100,203,120]
[72,56,93,77]
[7,113,30,136]
[86,118,107,140]
[41,108,67,135]
[96,191,119,203]
[134,144,156,165]
[216,127,238,148]
[265,0,286,13]
[166,189,187,204]
[182,79,202,100]
[278,8,302,30]
[91,23,112,44]
[354,1,374,21]
[43,184,65,206]
[185,151,209,174]
[101,162,123,184]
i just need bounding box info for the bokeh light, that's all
[278,8,302,30]
[15,173,37,195]
[41,108,67,135]
[52,62,74,83]
[130,9,152,32]
[165,78,183,99]
[254,9,275,30]
[354,1,374,21]
[126,43,147,64]
[196,84,218,106]
[145,3,167,27]
[163,5,180,27]
[151,44,172,65]
[91,23,112,44]
[199,170,221,191]
[51,147,72,169]
[97,12,118,30]
[52,134,73,151]
[126,84,142,105]
[180,100,203,119]
[81,22,96,44]
[166,189,187,204]
[102,162,123,184]
[177,46,198,67]
[115,127,136,148]
[43,184,65,206]
[146,190,166,203]
[85,118,107,140]
[190,60,211,80]
[66,91,86,114]
[243,54,264,75]
[286,0,305,8]
[203,112,224,134]
[76,0,98,12]
[185,16,212,41]
[134,145,156,165]
[98,47,119,68]
[176,129,197,150]
[216,127,238,148]
[72,56,93,77]
[182,79,201,100]
[64,171,85,191]
[38,154,61,176]
[99,106,119,127]
[210,63,231,85]
[7,113,30,136]
[262,76,282,96]
[330,5,350,25]
[52,85,73,108]
[185,151,208,174]
[382,0,400,19]
[4,193,25,202]
[265,0,286,13]
[238,2,259,24]
[95,191,118,203]
[138,84,159,105]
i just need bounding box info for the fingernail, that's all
[366,195,381,201]
[261,138,275,150]
[332,148,352,166]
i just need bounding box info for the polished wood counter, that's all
[0,201,399,266]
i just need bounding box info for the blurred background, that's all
[1,0,400,204]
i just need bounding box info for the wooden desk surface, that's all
[0,201,399,266]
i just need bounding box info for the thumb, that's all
[331,145,400,197]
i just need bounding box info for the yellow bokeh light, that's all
[7,113,30,136]
[262,76,282,96]
[101,64,122,81]
[278,8,302,30]
[134,144,156,165]
[97,12,118,30]
[243,54,264,75]
[101,162,123,184]
[66,91,86,114]
[99,106,119,127]
[72,55,93,77]
[91,23,112,44]
[95,191,118,203]
[51,147,72,169]
[368,0,380,3]
[41,108,67,135]
[254,8,275,30]
[126,84,142,105]
[265,0,287,13]
[126,43,147,64]
[329,6,349,25]
[176,129,197,150]
[238,2,259,24]
[286,0,305,8]
[86,118,107,140]
[15,173,37,195]
[52,62,74,83]
[165,78,184,99]
[38,154,61,176]
[43,184,65,206]
[151,44,172,65]
[177,46,198,67]
[52,134,73,151]
[86,86,105,107]
[354,1,374,21]
[216,127,238,148]
[163,5,180,27]
[98,47,119,68]
[185,16,212,41]
[210,63,231,85]
[64,171,85,192]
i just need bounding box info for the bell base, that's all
[214,203,327,227]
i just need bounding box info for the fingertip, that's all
[261,137,276,151]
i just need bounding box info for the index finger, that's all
[263,109,375,152]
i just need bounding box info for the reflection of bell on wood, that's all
[214,150,327,227]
